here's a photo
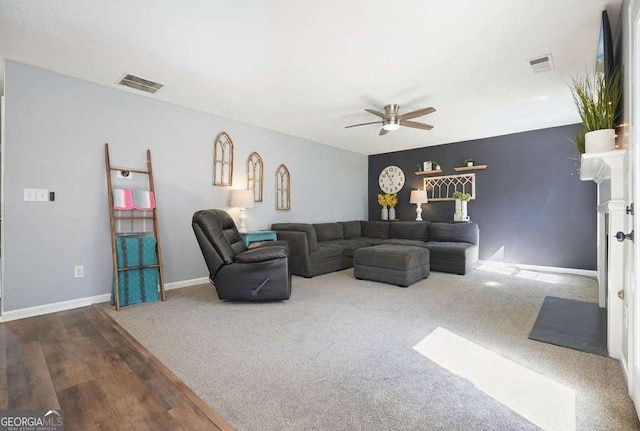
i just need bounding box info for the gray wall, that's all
[368,124,597,270]
[3,61,368,311]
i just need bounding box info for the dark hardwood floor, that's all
[0,306,233,431]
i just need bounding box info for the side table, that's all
[240,230,278,247]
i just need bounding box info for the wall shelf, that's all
[414,169,442,175]
[453,164,487,172]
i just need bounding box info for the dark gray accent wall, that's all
[368,124,596,270]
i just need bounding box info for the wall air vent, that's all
[528,54,554,74]
[117,74,163,94]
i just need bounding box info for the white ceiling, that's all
[0,0,621,155]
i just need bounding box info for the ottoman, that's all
[353,244,430,287]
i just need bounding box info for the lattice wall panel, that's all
[423,173,476,201]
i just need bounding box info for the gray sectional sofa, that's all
[270,220,479,277]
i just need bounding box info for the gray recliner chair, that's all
[192,209,291,301]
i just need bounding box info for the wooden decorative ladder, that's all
[104,143,166,310]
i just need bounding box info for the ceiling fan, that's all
[345,104,436,135]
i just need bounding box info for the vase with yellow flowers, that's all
[377,193,398,220]
[388,193,398,220]
[377,193,388,220]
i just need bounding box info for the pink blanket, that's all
[113,189,156,210]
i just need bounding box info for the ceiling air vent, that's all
[117,74,163,94]
[528,54,554,74]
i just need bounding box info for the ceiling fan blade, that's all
[365,108,386,118]
[398,107,436,121]
[400,120,434,130]
[345,121,383,129]
[379,128,389,136]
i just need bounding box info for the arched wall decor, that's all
[246,152,264,202]
[213,131,234,186]
[275,164,290,210]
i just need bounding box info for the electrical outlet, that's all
[74,265,84,278]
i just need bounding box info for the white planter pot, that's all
[585,129,615,153]
[454,199,462,221]
[461,201,469,221]
[381,206,388,220]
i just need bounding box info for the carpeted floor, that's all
[101,266,640,431]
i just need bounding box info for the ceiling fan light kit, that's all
[382,121,400,131]
[345,104,436,135]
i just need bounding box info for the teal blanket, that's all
[111,235,159,307]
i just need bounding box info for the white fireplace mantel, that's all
[580,149,626,186]
[580,149,627,359]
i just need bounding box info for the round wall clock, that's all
[379,165,405,193]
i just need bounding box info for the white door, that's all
[627,0,640,412]
[0,95,4,309]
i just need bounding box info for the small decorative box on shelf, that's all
[453,164,487,172]
[240,230,278,247]
[414,169,443,175]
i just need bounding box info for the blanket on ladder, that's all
[111,235,159,307]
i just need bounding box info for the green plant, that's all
[570,127,586,155]
[452,191,471,201]
[569,69,621,132]
[464,158,474,164]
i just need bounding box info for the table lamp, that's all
[230,189,254,233]
[409,190,428,221]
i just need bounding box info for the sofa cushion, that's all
[271,223,318,251]
[389,221,430,241]
[311,243,343,259]
[340,221,362,239]
[310,244,344,276]
[429,222,479,245]
[359,237,386,246]
[382,238,429,248]
[322,239,371,257]
[313,223,344,241]
[361,221,390,239]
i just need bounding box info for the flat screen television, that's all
[596,10,614,80]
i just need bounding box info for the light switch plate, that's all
[24,188,49,202]
[35,189,48,201]
[24,188,34,201]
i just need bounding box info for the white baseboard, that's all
[620,353,629,382]
[0,277,210,322]
[165,277,209,291]
[478,260,597,278]
[1,293,111,322]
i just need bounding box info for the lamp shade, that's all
[230,189,254,209]
[409,190,428,204]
